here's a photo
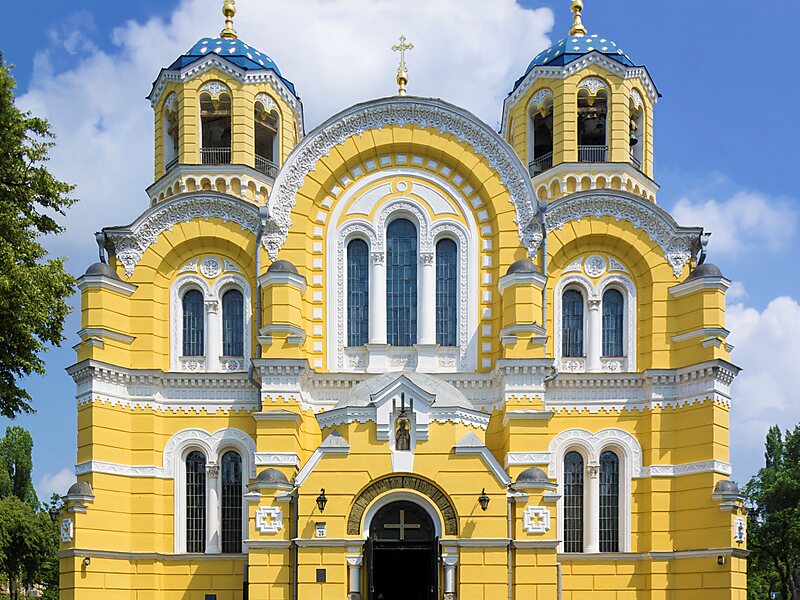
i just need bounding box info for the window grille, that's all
[386,219,418,346]
[435,239,458,347]
[222,289,244,357]
[347,239,370,346]
[182,290,205,357]
[221,451,243,554]
[564,451,584,553]
[599,450,620,552]
[562,290,584,357]
[602,289,624,357]
[186,451,206,553]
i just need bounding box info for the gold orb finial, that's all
[221,0,238,39]
[392,35,414,97]
[569,0,587,37]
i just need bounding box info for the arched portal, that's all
[367,501,437,600]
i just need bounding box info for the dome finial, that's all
[392,35,414,97]
[569,0,587,37]
[221,0,238,39]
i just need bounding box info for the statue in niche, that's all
[394,392,412,451]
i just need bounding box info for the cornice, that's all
[76,274,137,296]
[669,276,731,298]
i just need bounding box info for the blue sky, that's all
[1,0,798,500]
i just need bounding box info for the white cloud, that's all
[37,467,74,503]
[671,190,798,258]
[726,281,748,301]
[727,296,800,481]
[18,0,554,273]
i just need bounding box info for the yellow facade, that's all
[61,4,747,600]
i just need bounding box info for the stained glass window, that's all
[182,290,205,357]
[221,451,243,553]
[222,289,244,357]
[564,451,584,553]
[602,289,624,357]
[599,450,620,552]
[386,219,418,346]
[436,239,458,347]
[347,239,370,346]
[562,290,584,357]
[186,451,206,553]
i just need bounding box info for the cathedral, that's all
[60,1,748,598]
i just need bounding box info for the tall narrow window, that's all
[564,451,585,553]
[186,451,206,553]
[599,450,620,552]
[347,239,370,346]
[562,290,584,357]
[435,239,458,346]
[602,289,624,357]
[578,88,608,162]
[222,289,244,357]
[200,89,232,165]
[221,451,243,554]
[386,219,418,346]
[254,99,280,177]
[182,290,205,357]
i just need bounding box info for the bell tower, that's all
[146,0,304,206]
[503,0,660,203]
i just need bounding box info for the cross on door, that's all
[383,509,420,541]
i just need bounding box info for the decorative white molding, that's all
[162,427,256,479]
[294,431,350,486]
[545,191,702,278]
[200,256,222,278]
[608,257,629,273]
[671,327,730,344]
[630,88,644,109]
[584,255,607,278]
[255,93,279,113]
[267,97,542,260]
[563,257,583,274]
[669,276,731,298]
[528,88,553,112]
[578,76,608,95]
[643,460,732,478]
[75,460,165,479]
[523,506,551,534]
[200,80,231,98]
[734,517,746,543]
[105,193,265,277]
[61,518,74,543]
[255,452,301,468]
[453,432,511,486]
[76,274,137,296]
[77,327,135,345]
[255,506,283,534]
[505,452,552,468]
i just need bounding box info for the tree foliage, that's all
[0,426,37,506]
[0,496,53,600]
[0,53,76,418]
[745,424,800,600]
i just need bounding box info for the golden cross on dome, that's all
[569,0,587,37]
[392,35,414,96]
[221,0,238,39]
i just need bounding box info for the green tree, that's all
[0,426,37,506]
[0,53,76,419]
[0,496,52,600]
[745,424,800,600]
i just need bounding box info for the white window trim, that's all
[167,428,256,554]
[550,428,641,554]
[171,275,212,372]
[255,93,281,166]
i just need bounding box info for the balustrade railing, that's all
[528,152,554,177]
[578,145,608,163]
[200,147,231,165]
[255,155,279,178]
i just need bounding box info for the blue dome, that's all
[169,37,296,94]
[523,33,634,77]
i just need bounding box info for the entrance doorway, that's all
[367,501,438,600]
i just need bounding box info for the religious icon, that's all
[395,416,411,451]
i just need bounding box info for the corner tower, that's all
[503,0,659,203]
[147,0,304,205]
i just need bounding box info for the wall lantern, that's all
[48,504,61,523]
[316,488,328,513]
[478,488,490,511]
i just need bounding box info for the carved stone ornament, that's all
[523,506,551,534]
[200,256,222,279]
[631,88,644,109]
[105,194,264,276]
[578,76,608,95]
[529,88,553,111]
[734,517,746,543]
[584,255,607,278]
[545,192,700,277]
[61,518,74,543]
[255,93,279,113]
[265,97,542,260]
[256,506,283,534]
[200,80,231,98]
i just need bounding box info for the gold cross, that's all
[383,509,421,541]
[392,35,414,96]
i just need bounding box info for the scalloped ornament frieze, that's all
[265,98,542,260]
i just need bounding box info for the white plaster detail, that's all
[200,256,222,278]
[200,80,231,98]
[180,258,198,274]
[529,88,553,112]
[223,259,242,274]
[630,88,644,109]
[734,517,746,543]
[584,255,607,278]
[255,452,301,468]
[162,428,256,480]
[61,518,74,543]
[523,506,551,534]
[564,258,583,274]
[608,257,629,273]
[255,93,279,113]
[256,506,283,534]
[578,76,608,95]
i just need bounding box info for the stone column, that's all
[585,463,600,553]
[367,251,389,372]
[346,555,362,600]
[416,252,437,372]
[206,463,221,553]
[443,554,459,600]
[587,298,602,373]
[205,299,221,372]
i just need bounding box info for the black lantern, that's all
[316,488,328,513]
[48,504,61,523]
[478,488,490,511]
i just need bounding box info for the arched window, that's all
[436,239,458,346]
[222,289,244,357]
[200,89,232,165]
[602,289,624,357]
[578,88,608,162]
[386,219,418,346]
[182,290,205,357]
[599,450,620,553]
[254,98,280,177]
[185,451,206,553]
[562,290,584,357]
[347,239,370,347]
[163,94,179,171]
[221,451,243,554]
[528,96,554,176]
[564,451,584,553]
[630,98,645,170]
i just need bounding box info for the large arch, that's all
[265,96,542,260]
[347,475,458,536]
